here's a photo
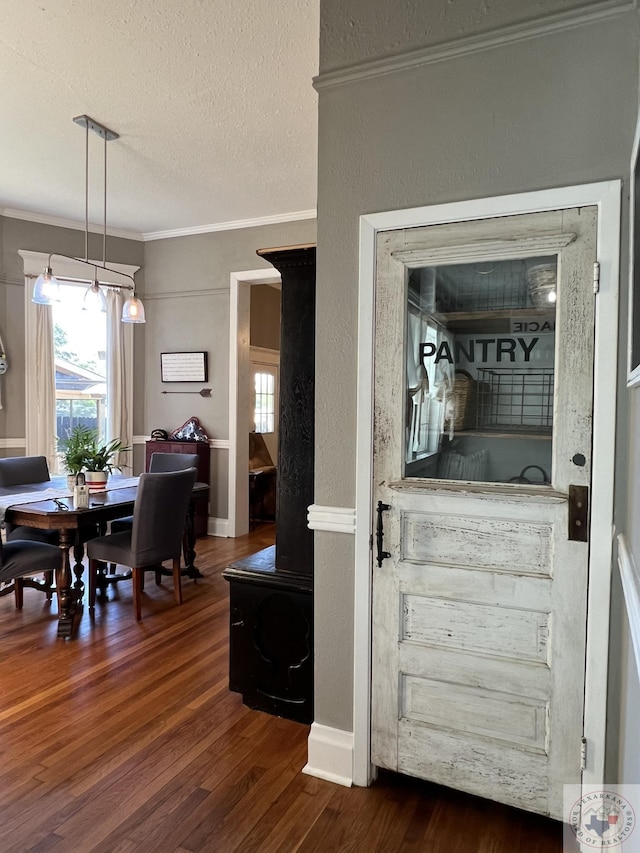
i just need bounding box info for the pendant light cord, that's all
[84,121,89,263]
[103,134,107,267]
[32,115,145,322]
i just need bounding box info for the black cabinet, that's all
[226,547,313,723]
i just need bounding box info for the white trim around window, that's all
[19,249,139,469]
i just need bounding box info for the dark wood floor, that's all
[0,525,570,852]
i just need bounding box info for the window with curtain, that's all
[21,250,137,472]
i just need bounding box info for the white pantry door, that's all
[371,207,597,819]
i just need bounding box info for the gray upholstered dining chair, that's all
[148,452,200,473]
[0,536,61,610]
[87,467,198,620]
[0,456,58,544]
[0,455,59,605]
[0,455,50,488]
[106,452,199,578]
[109,452,199,536]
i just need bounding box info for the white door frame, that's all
[353,181,621,788]
[228,268,281,538]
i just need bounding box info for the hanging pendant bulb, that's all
[83,278,107,313]
[32,266,61,304]
[121,293,146,323]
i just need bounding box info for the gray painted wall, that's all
[319,0,609,72]
[314,0,639,751]
[251,285,281,351]
[141,219,315,519]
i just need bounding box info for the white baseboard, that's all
[303,723,354,787]
[208,517,229,537]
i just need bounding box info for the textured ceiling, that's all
[0,0,319,238]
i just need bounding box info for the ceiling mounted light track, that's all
[31,114,145,324]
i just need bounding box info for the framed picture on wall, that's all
[161,351,208,383]
[628,112,640,386]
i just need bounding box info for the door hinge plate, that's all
[593,261,600,294]
[581,736,587,771]
[568,485,589,542]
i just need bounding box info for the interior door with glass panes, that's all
[371,207,596,820]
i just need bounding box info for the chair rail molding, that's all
[307,504,356,534]
[133,435,229,450]
[0,439,26,450]
[142,289,229,300]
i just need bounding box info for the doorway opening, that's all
[228,268,281,537]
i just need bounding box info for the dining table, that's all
[0,475,209,639]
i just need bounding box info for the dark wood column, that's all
[223,244,315,724]
[264,244,315,578]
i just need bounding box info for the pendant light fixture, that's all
[121,292,146,323]
[32,266,61,304]
[31,115,145,324]
[82,268,107,313]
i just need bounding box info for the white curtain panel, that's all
[24,285,56,468]
[106,288,133,474]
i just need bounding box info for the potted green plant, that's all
[58,424,95,489]
[83,434,131,492]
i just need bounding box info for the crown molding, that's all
[313,0,635,90]
[142,209,317,241]
[2,208,143,242]
[3,206,317,244]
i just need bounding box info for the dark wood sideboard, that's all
[224,244,315,724]
[145,440,210,537]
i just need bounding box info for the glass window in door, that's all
[404,257,557,485]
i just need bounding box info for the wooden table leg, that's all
[56,529,80,639]
[73,530,85,598]
[182,503,204,579]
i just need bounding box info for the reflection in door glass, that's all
[404,257,556,484]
